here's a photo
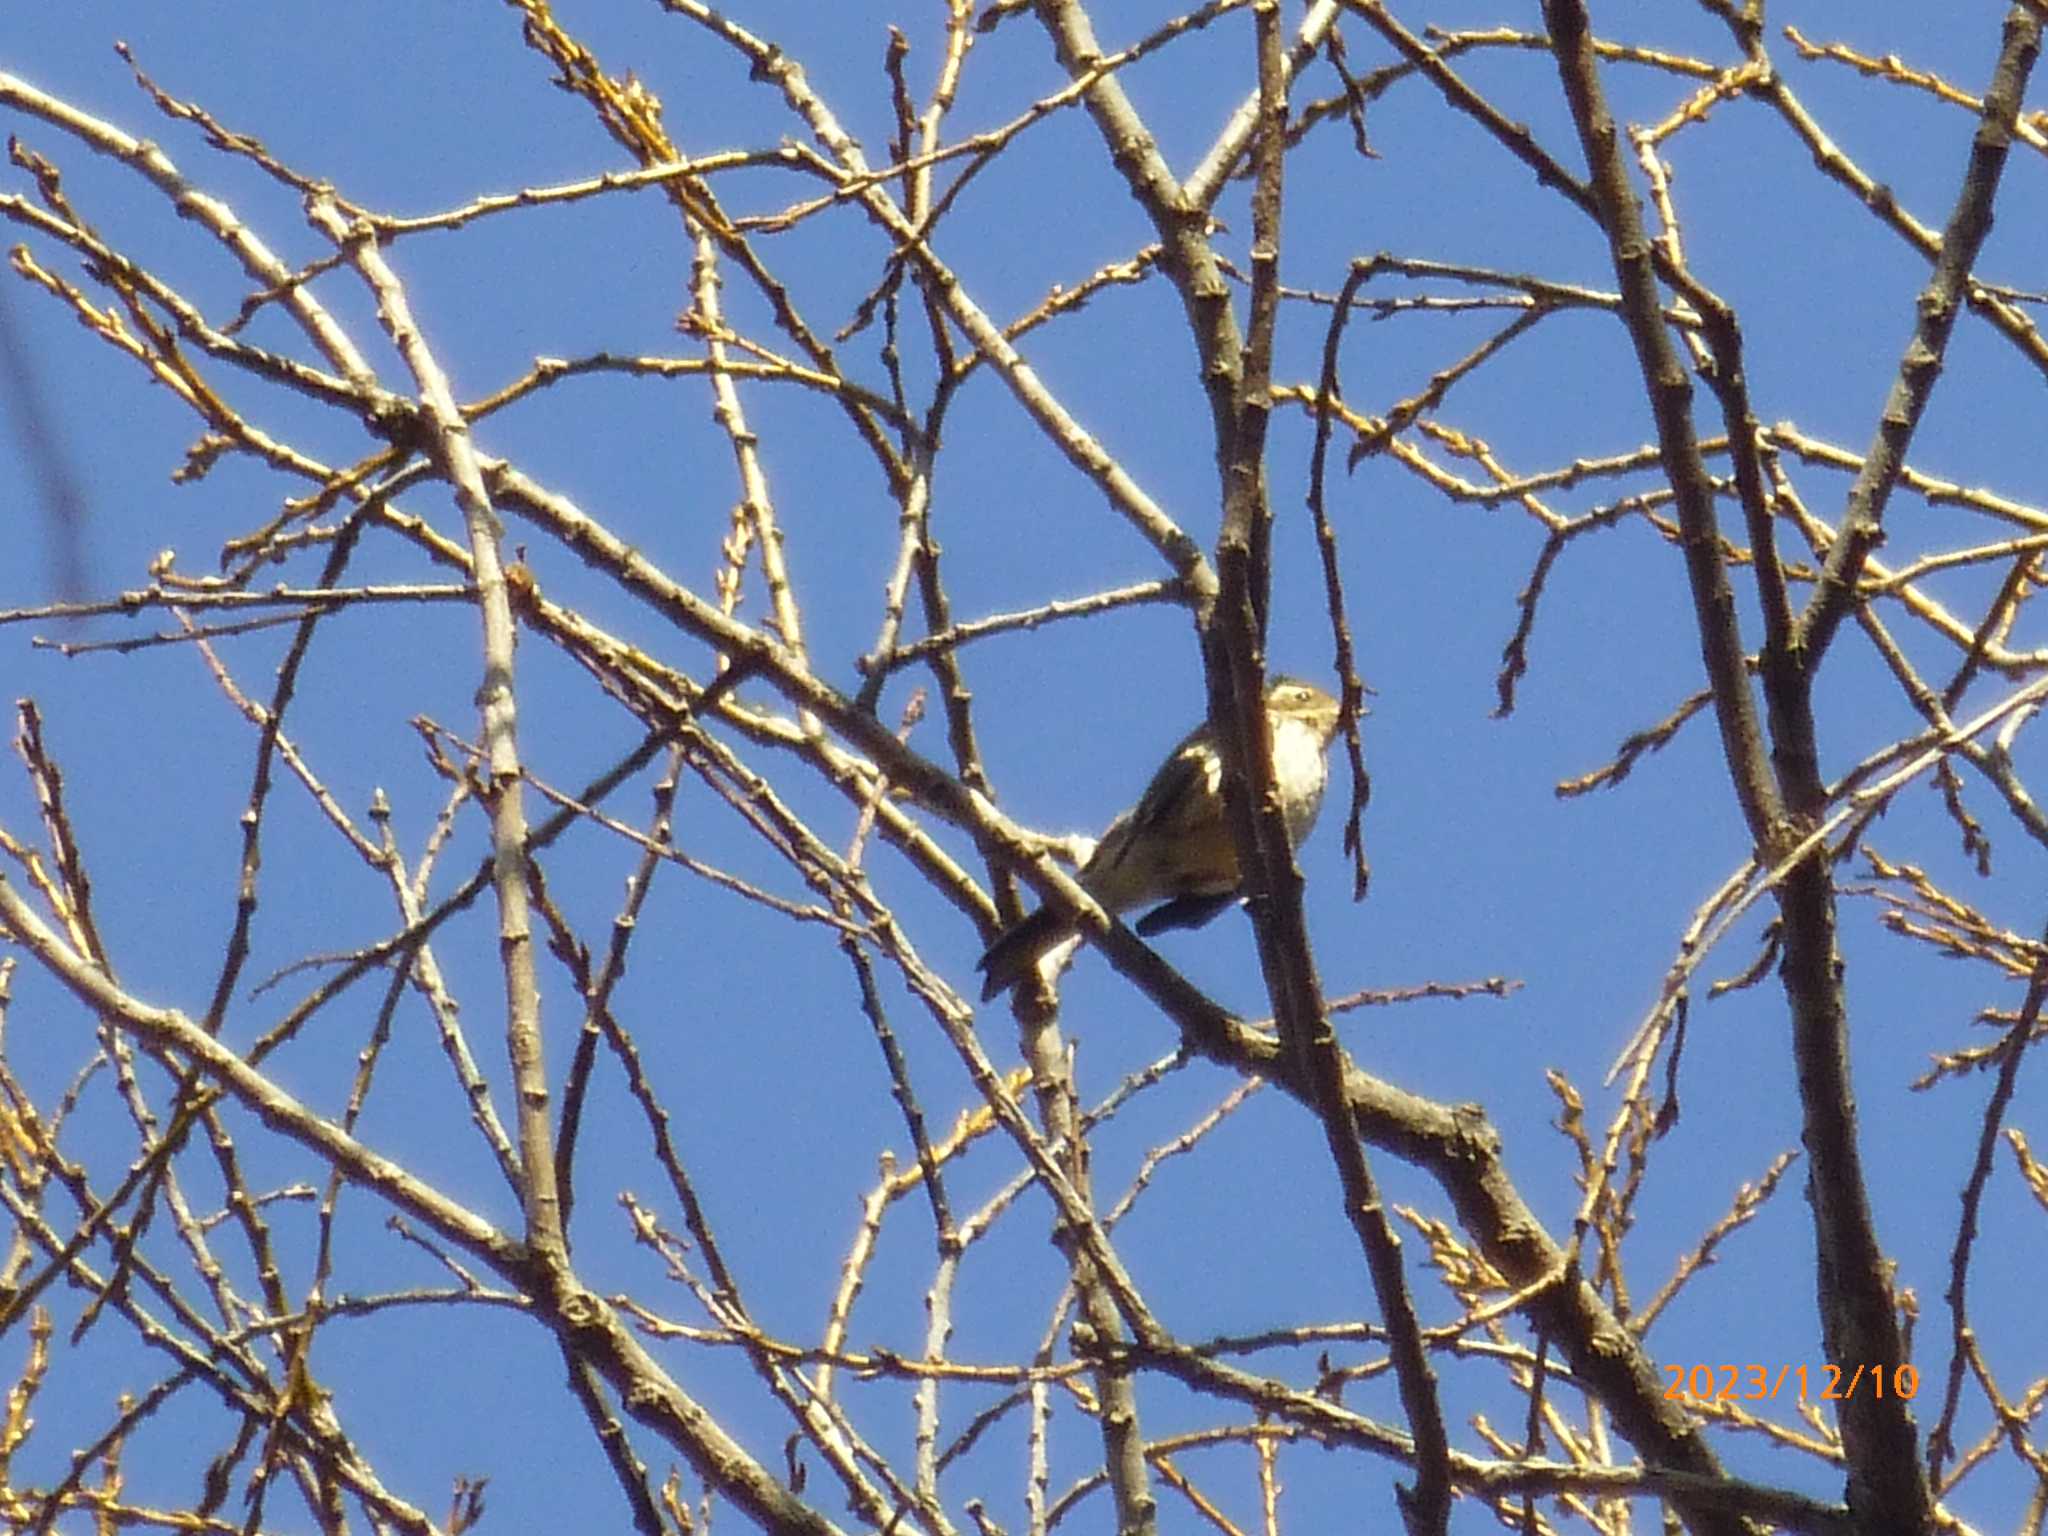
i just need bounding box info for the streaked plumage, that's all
[978,678,1342,1002]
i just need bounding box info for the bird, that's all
[977,676,1343,1002]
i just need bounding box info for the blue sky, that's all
[3,4,2046,1532]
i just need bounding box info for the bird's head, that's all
[1264,676,1342,741]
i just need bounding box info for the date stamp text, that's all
[1663,1363,1919,1404]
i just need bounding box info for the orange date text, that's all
[1662,1363,1918,1404]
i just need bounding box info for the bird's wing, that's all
[1122,740,1220,846]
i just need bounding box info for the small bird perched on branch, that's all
[977,676,1343,1002]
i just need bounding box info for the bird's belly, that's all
[1272,720,1330,842]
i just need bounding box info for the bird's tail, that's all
[976,906,1078,1002]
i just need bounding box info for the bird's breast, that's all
[1271,718,1330,843]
